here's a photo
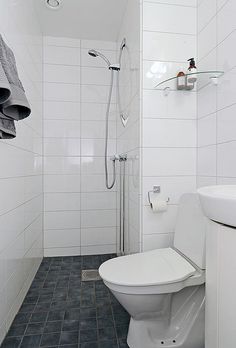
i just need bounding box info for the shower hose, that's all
[105,68,116,190]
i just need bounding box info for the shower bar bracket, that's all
[119,154,127,162]
[110,154,127,162]
[109,63,120,71]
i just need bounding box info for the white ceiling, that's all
[36,0,128,42]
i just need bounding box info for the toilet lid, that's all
[99,248,196,287]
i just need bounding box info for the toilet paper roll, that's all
[150,195,168,213]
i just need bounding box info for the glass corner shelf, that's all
[155,70,224,91]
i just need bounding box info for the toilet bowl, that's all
[99,193,206,348]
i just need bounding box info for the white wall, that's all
[117,0,141,254]
[141,0,197,251]
[197,0,236,187]
[43,37,118,256]
[0,0,43,343]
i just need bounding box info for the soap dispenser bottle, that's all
[187,58,197,84]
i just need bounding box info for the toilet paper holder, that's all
[148,186,170,206]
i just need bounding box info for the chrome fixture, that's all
[46,0,62,9]
[117,38,129,127]
[88,50,112,68]
[148,186,170,208]
[88,39,127,190]
[119,154,127,256]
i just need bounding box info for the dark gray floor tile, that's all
[43,281,57,289]
[64,308,80,320]
[96,305,112,318]
[81,283,94,291]
[80,341,98,348]
[38,264,50,272]
[80,308,96,319]
[30,281,44,289]
[69,278,81,286]
[38,289,54,296]
[113,314,130,327]
[30,312,48,323]
[53,289,68,299]
[66,300,81,309]
[98,339,118,348]
[45,274,58,282]
[7,324,27,337]
[80,318,97,331]
[112,304,128,315]
[25,322,45,335]
[95,297,110,306]
[116,325,129,339]
[12,313,31,326]
[98,326,116,341]
[110,295,120,305]
[80,297,95,308]
[81,287,94,296]
[56,280,69,289]
[97,317,114,329]
[44,320,62,333]
[38,294,54,303]
[23,295,39,304]
[79,329,97,343]
[118,338,129,348]
[47,310,65,322]
[20,334,41,347]
[34,302,52,312]
[19,303,35,313]
[62,320,79,332]
[50,300,67,310]
[95,290,109,300]
[60,331,78,345]
[40,332,61,347]
[1,336,22,348]
[35,272,46,281]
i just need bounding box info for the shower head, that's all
[88,49,98,58]
[88,49,111,67]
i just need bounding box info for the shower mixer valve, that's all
[110,154,127,162]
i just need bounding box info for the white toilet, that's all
[99,193,206,348]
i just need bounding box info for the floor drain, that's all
[82,269,101,281]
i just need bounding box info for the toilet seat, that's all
[99,248,205,295]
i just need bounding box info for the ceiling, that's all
[35,0,128,42]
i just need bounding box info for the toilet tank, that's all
[173,193,207,269]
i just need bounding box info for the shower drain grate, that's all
[81,269,101,282]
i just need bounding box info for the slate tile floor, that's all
[1,254,130,348]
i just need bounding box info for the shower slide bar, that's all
[117,154,127,256]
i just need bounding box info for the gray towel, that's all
[0,62,11,103]
[0,110,16,139]
[0,35,31,120]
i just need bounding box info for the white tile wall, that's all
[143,3,196,34]
[43,37,117,256]
[0,0,43,343]
[197,0,236,187]
[142,0,197,251]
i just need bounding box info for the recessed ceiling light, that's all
[46,0,62,9]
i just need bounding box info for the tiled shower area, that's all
[43,36,118,257]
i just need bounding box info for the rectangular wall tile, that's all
[143,2,196,34]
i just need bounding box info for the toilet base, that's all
[127,286,205,348]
